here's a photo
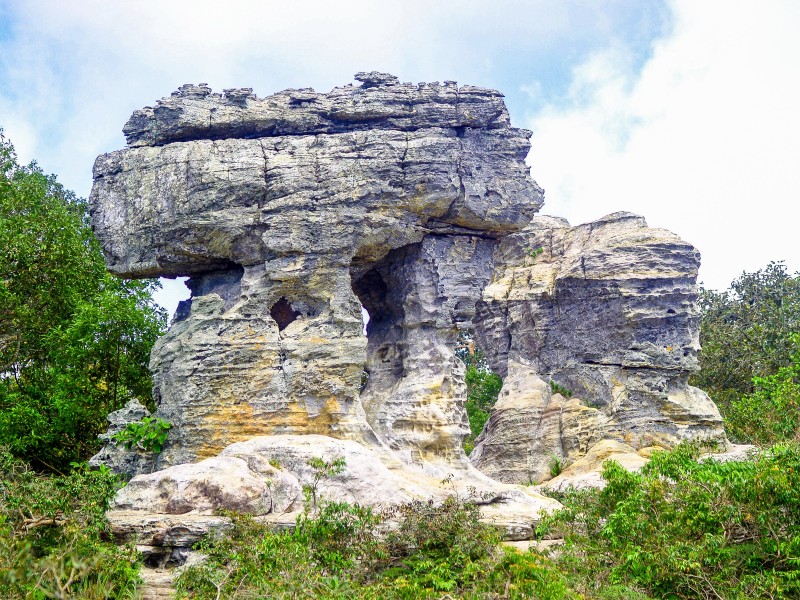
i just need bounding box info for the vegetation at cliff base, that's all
[175,495,575,600]
[0,132,167,472]
[0,450,139,599]
[538,443,800,599]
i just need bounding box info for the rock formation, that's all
[90,72,541,470]
[89,73,725,560]
[470,213,725,484]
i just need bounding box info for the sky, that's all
[1,0,798,318]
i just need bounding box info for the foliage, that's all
[527,246,544,259]
[175,494,577,599]
[692,262,800,411]
[0,132,167,471]
[722,335,800,445]
[463,362,502,454]
[550,380,573,398]
[549,454,564,478]
[0,450,140,599]
[303,456,346,511]
[538,443,800,599]
[112,416,172,454]
[456,332,504,454]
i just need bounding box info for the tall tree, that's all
[0,132,166,471]
[691,262,800,443]
[692,263,800,399]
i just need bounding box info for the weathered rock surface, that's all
[121,73,512,148]
[90,73,542,469]
[89,75,727,557]
[541,440,649,491]
[108,434,562,559]
[88,399,156,475]
[471,212,726,484]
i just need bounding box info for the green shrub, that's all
[691,263,800,446]
[722,334,800,445]
[0,450,140,599]
[549,454,564,477]
[463,364,502,453]
[113,416,172,454]
[175,494,578,599]
[550,380,573,398]
[303,456,346,511]
[455,332,504,454]
[538,443,800,599]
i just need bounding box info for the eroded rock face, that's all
[90,73,542,468]
[88,399,155,476]
[471,212,725,484]
[90,76,726,555]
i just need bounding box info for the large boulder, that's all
[107,434,562,561]
[89,75,727,558]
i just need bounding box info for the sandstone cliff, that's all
[88,74,725,560]
[90,72,542,469]
[470,213,725,485]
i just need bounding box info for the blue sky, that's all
[1,0,798,316]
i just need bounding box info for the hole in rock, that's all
[351,265,406,394]
[270,297,301,331]
[361,305,370,335]
[352,268,391,337]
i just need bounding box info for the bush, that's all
[175,494,577,599]
[538,443,800,599]
[0,450,140,599]
[456,334,503,454]
[692,263,800,434]
[463,364,503,454]
[722,334,800,445]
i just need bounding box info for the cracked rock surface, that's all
[470,212,726,484]
[89,75,726,555]
[91,73,542,469]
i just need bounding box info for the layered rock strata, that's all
[90,72,542,468]
[470,213,725,484]
[89,75,726,559]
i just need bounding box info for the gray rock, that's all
[90,74,542,470]
[471,212,726,484]
[120,76,512,148]
[89,399,156,476]
[89,76,727,551]
[107,434,562,557]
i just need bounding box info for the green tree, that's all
[691,262,800,419]
[723,335,800,445]
[0,132,166,471]
[456,332,503,454]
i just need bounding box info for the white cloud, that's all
[0,0,665,195]
[527,0,800,289]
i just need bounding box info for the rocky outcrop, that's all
[89,75,726,559]
[90,72,542,469]
[470,212,725,484]
[109,434,562,566]
[88,399,156,476]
